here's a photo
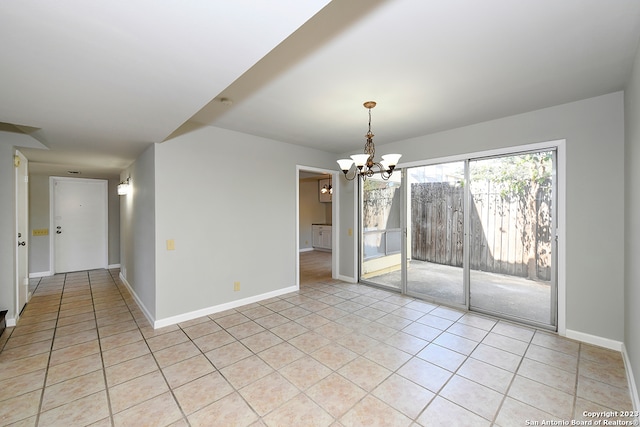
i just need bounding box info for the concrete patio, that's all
[364,260,554,327]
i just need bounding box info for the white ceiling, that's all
[3,0,640,178]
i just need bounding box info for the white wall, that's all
[338,92,625,343]
[120,144,157,320]
[152,126,337,322]
[28,175,50,273]
[0,143,16,321]
[624,41,640,405]
[107,177,120,266]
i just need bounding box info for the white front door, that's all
[15,151,29,315]
[52,177,108,273]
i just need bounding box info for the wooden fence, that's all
[411,182,552,281]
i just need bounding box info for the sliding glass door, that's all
[359,147,557,329]
[406,162,466,306]
[468,151,556,325]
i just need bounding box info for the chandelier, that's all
[337,101,401,181]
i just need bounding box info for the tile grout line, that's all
[176,319,262,425]
[396,307,458,425]
[90,270,117,427]
[491,324,536,427]
[299,287,448,424]
[34,272,66,427]
[280,284,571,425]
[410,311,503,425]
[243,293,447,423]
[307,290,556,425]
[107,268,192,426]
[0,278,42,353]
[573,342,582,422]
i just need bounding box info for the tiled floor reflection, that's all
[0,264,634,426]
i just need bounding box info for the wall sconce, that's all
[117,177,131,196]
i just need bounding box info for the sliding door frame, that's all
[465,148,557,330]
[357,170,406,292]
[361,140,566,333]
[401,160,470,310]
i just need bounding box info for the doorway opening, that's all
[297,166,339,287]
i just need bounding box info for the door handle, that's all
[18,241,26,246]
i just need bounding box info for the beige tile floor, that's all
[0,265,635,426]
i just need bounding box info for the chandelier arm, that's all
[368,161,396,180]
[341,166,359,181]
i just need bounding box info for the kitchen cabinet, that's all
[312,225,332,251]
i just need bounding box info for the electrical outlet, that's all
[234,281,240,291]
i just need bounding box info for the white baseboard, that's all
[299,247,314,253]
[118,272,155,328]
[337,274,357,283]
[30,268,119,279]
[622,343,640,412]
[154,285,299,329]
[564,329,623,351]
[118,272,301,330]
[29,271,52,278]
[6,316,16,327]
